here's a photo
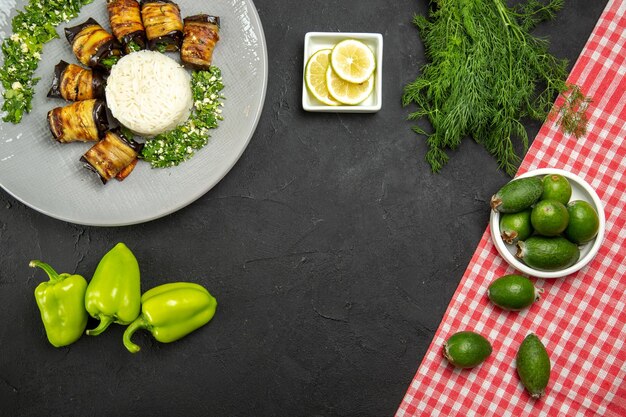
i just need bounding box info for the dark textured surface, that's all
[0,1,608,416]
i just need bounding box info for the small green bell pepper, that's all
[30,260,88,347]
[85,243,141,336]
[123,282,217,353]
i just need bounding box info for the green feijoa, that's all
[516,333,551,399]
[487,275,543,311]
[565,200,600,244]
[443,331,492,369]
[500,209,533,244]
[491,177,543,213]
[516,236,580,271]
[531,200,569,236]
[541,174,572,205]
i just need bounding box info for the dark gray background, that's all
[0,1,608,416]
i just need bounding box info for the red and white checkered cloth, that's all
[396,1,626,416]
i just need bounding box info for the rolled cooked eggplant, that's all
[81,130,143,184]
[115,158,140,181]
[47,99,108,143]
[181,15,220,70]
[140,0,183,52]
[107,0,146,53]
[47,60,106,101]
[65,18,123,70]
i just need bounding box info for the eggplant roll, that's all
[65,18,123,70]
[47,99,108,143]
[107,0,146,53]
[47,61,106,101]
[82,130,143,184]
[115,158,139,181]
[181,15,220,70]
[141,0,183,52]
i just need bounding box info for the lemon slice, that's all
[330,39,376,84]
[326,66,374,105]
[304,49,341,106]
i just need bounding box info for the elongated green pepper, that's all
[85,243,141,336]
[30,260,88,347]
[123,282,217,353]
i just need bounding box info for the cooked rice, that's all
[105,50,192,137]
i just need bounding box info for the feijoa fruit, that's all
[443,331,492,369]
[541,174,572,205]
[491,177,543,213]
[516,236,580,271]
[531,200,569,236]
[500,209,533,244]
[487,274,543,311]
[565,200,600,244]
[516,333,551,399]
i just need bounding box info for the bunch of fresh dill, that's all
[402,0,590,176]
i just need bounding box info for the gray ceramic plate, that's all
[0,0,267,226]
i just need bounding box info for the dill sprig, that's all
[402,0,591,176]
[549,84,591,138]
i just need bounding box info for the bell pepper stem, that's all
[29,260,63,283]
[86,315,115,336]
[123,316,150,353]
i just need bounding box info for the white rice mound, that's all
[105,50,192,137]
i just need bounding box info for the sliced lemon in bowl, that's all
[304,49,341,106]
[326,66,374,105]
[330,39,376,84]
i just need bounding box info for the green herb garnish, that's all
[118,125,136,142]
[0,0,94,123]
[141,66,225,168]
[100,55,120,70]
[127,41,141,53]
[402,0,591,176]
[549,84,591,138]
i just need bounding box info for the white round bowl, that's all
[490,168,606,278]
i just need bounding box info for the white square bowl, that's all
[302,32,383,113]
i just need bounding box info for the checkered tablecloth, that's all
[396,1,626,416]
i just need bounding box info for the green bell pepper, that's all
[30,260,88,347]
[123,282,217,353]
[85,243,141,336]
